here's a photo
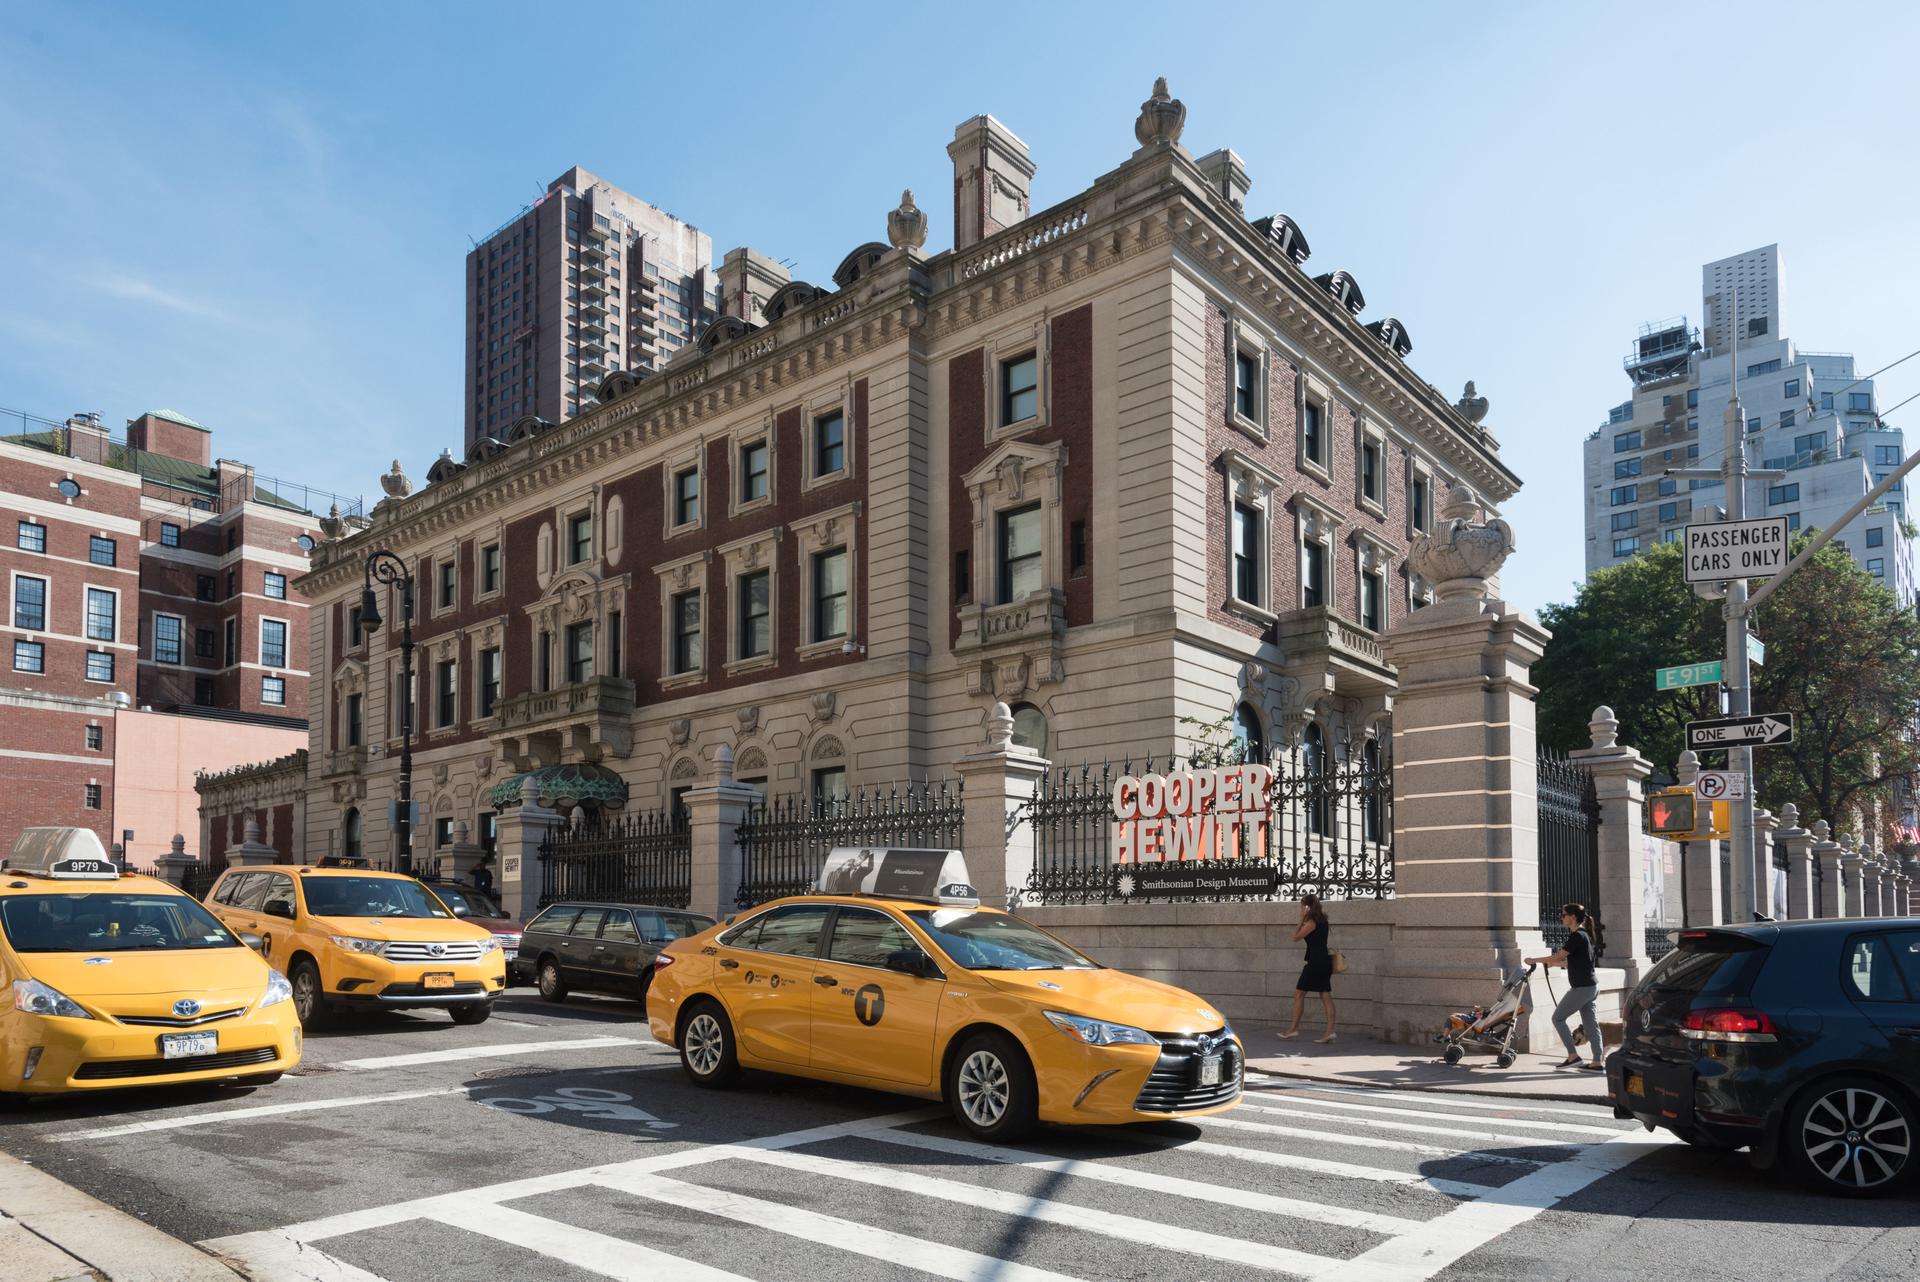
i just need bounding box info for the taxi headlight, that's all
[258,970,294,1009]
[1044,1010,1157,1047]
[12,979,92,1020]
[331,935,387,956]
[478,936,503,955]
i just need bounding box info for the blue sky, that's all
[3,1,1916,613]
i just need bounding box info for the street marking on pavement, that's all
[421,1203,753,1282]
[1176,1138,1495,1198]
[201,1233,389,1282]
[1236,1101,1590,1152]
[862,1126,1429,1236]
[600,1170,1088,1282]
[1243,1092,1619,1136]
[333,1036,645,1070]
[735,1145,1338,1276]
[54,1088,468,1142]
[1312,1129,1678,1282]
[1200,1112,1547,1165]
[1256,1082,1611,1121]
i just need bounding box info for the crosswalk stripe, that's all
[1200,1113,1545,1165]
[200,1230,390,1281]
[1242,1092,1619,1137]
[1178,1139,1496,1198]
[1236,1101,1588,1151]
[600,1170,1087,1282]
[54,1088,467,1142]
[737,1145,1336,1277]
[1255,1082,1611,1122]
[421,1203,753,1281]
[333,1036,645,1071]
[862,1126,1429,1236]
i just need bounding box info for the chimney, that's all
[719,247,791,325]
[216,459,257,507]
[1195,148,1251,211]
[947,115,1034,252]
[65,412,112,466]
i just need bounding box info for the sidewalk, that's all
[0,1151,245,1282]
[1237,1021,1615,1105]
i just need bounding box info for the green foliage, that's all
[1536,535,1920,829]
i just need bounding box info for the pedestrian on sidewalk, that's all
[1525,903,1607,1072]
[1279,894,1337,1044]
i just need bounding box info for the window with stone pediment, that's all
[962,439,1066,615]
[1353,530,1396,633]
[718,527,784,673]
[1221,448,1286,623]
[1294,492,1344,611]
[654,551,711,685]
[790,503,861,660]
[1226,312,1270,442]
[981,316,1052,443]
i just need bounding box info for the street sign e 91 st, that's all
[1684,517,1790,584]
[1655,661,1722,691]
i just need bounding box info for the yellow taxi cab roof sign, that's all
[817,848,979,907]
[3,827,119,880]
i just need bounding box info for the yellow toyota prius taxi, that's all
[650,848,1243,1140]
[0,829,300,1101]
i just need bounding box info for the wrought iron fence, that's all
[735,779,965,908]
[181,864,223,902]
[1536,749,1599,950]
[1019,746,1393,906]
[537,808,691,909]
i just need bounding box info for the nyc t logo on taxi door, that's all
[854,984,885,1026]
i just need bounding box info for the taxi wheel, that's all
[537,958,569,1003]
[449,1002,493,1026]
[290,960,332,1030]
[947,1031,1037,1142]
[679,1000,739,1088]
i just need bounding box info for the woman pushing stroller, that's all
[1525,903,1607,1072]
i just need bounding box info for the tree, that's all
[1535,535,1920,831]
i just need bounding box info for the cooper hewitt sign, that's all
[1110,764,1273,863]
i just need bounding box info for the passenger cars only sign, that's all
[1683,517,1790,584]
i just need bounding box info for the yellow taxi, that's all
[204,860,507,1029]
[0,828,300,1100]
[649,848,1242,1140]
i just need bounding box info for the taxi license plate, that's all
[423,972,455,990]
[161,1032,218,1059]
[1626,1072,1645,1098]
[1197,1055,1223,1087]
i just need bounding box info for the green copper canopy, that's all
[488,762,628,810]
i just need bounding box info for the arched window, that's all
[1361,737,1384,842]
[1231,702,1266,764]
[342,807,362,859]
[1302,724,1328,836]
[1010,703,1048,756]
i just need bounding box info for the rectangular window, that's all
[1233,350,1258,420]
[13,575,47,631]
[1231,503,1261,604]
[1768,483,1800,505]
[1361,440,1380,501]
[481,544,501,593]
[1613,430,1641,453]
[160,522,181,548]
[1687,443,1700,460]
[226,569,236,597]
[154,615,184,664]
[1411,476,1429,532]
[813,548,849,641]
[1659,502,1679,523]
[1868,558,1885,577]
[224,617,237,665]
[1658,477,1677,496]
[1747,417,1761,434]
[197,574,216,602]
[737,570,770,658]
[1302,400,1324,463]
[815,411,845,476]
[84,784,101,811]
[261,675,286,706]
[1875,445,1901,466]
[1610,484,1638,506]
[437,561,456,607]
[1361,570,1383,631]
[1849,392,1873,412]
[264,571,287,600]
[436,659,457,726]
[536,631,552,692]
[84,651,114,683]
[1614,458,1642,479]
[1784,378,1801,399]
[568,513,592,564]
[346,692,363,747]
[813,766,849,804]
[997,504,1043,603]
[1794,432,1827,455]
[260,618,287,668]
[479,648,501,717]
[88,536,115,566]
[85,588,115,642]
[1303,540,1327,608]
[1746,359,1781,377]
[12,640,43,673]
[1779,410,1795,428]
[1867,526,1885,548]
[565,620,594,683]
[1001,352,1038,424]
[1613,536,1639,557]
[85,725,102,751]
[1687,388,1699,408]
[671,590,701,674]
[740,440,769,501]
[607,610,622,678]
[16,521,46,553]
[434,817,453,849]
[1610,511,1637,531]
[953,549,971,604]
[1069,519,1088,575]
[673,467,700,526]
[226,528,237,552]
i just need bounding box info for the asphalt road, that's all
[1,990,1913,1282]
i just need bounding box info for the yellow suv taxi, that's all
[1,828,300,1100]
[649,848,1242,1140]
[204,861,506,1028]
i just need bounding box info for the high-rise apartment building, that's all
[1583,245,1913,605]
[464,167,721,449]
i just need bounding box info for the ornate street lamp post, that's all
[358,549,415,873]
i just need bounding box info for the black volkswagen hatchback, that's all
[1608,918,1919,1196]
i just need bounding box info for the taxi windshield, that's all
[906,910,1099,971]
[303,877,451,919]
[429,885,502,918]
[0,893,241,952]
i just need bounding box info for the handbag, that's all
[1331,951,1348,975]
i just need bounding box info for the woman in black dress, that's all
[1279,894,1336,1043]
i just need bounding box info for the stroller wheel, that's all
[1495,1052,1516,1069]
[1442,1045,1463,1065]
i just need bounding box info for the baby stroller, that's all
[1433,963,1535,1069]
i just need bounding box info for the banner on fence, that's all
[1116,862,1281,900]
[1110,764,1272,864]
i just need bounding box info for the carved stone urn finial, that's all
[1812,818,1831,842]
[1134,77,1186,150]
[1778,802,1799,831]
[1407,481,1513,605]
[1587,706,1619,752]
[380,459,412,500]
[1456,380,1490,424]
[986,701,1015,753]
[888,189,927,251]
[318,502,345,540]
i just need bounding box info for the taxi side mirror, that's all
[239,932,267,954]
[262,901,295,921]
[885,949,940,980]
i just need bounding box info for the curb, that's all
[0,1151,246,1282]
[1243,1063,1612,1108]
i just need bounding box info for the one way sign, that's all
[1687,713,1795,751]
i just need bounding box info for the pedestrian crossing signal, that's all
[1646,790,1698,837]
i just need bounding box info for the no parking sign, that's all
[1694,770,1748,801]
